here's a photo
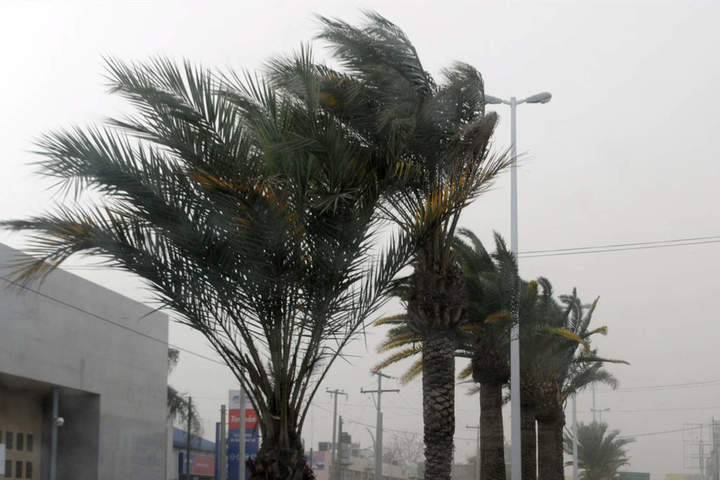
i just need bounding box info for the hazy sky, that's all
[2,1,720,477]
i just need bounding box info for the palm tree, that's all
[167,348,202,435]
[302,13,508,479]
[374,231,519,480]
[534,292,626,480]
[563,423,633,480]
[455,231,515,480]
[518,277,559,480]
[1,55,415,479]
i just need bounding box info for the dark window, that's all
[15,460,22,478]
[4,460,11,477]
[24,462,32,479]
[5,432,12,450]
[16,434,23,452]
[25,435,33,453]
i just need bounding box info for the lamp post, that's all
[484,91,552,480]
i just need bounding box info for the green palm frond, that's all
[458,362,473,380]
[373,345,423,376]
[400,358,424,384]
[374,314,409,327]
[564,423,633,480]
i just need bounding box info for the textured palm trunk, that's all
[521,406,537,480]
[536,417,564,480]
[422,332,456,480]
[480,382,506,480]
[248,444,314,480]
[248,408,314,480]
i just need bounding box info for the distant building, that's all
[310,441,420,480]
[169,428,216,480]
[451,462,474,480]
[0,243,168,480]
[666,474,705,480]
[619,472,650,480]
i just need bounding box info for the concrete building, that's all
[0,243,169,480]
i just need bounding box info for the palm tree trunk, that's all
[248,444,314,480]
[521,407,537,480]
[480,382,506,480]
[537,417,564,480]
[422,332,456,480]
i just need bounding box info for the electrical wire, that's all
[520,237,720,258]
[586,378,720,394]
[520,234,720,255]
[620,424,707,439]
[312,402,475,441]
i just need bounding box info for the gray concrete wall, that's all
[0,243,168,480]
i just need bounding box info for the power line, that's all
[521,238,720,259]
[0,275,227,367]
[520,234,720,255]
[58,234,720,268]
[312,402,474,441]
[577,405,720,414]
[621,424,708,439]
[584,378,720,394]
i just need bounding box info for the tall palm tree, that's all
[1,56,415,479]
[534,292,626,480]
[299,13,509,479]
[563,423,633,480]
[374,231,524,480]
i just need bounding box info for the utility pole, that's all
[713,417,720,480]
[701,436,705,478]
[220,405,227,480]
[592,384,596,423]
[591,408,610,423]
[361,373,399,480]
[186,396,193,480]
[327,388,347,480]
[338,416,345,480]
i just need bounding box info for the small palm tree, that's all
[564,422,634,480]
[533,292,626,480]
[167,348,202,435]
[455,231,515,480]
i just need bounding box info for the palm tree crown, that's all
[1,52,415,479]
[564,422,634,480]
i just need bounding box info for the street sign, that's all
[228,390,260,480]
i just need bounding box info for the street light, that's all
[485,90,552,480]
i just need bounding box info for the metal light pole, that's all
[50,388,60,480]
[485,91,552,480]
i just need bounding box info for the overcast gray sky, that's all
[2,1,720,477]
